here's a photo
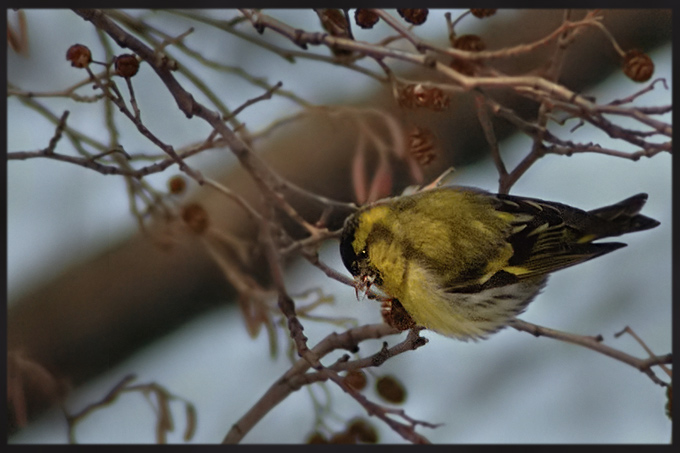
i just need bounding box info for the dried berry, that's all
[167,175,186,195]
[114,54,140,78]
[375,375,406,404]
[453,34,486,52]
[347,418,378,443]
[398,9,428,25]
[354,9,379,29]
[622,49,654,82]
[66,44,92,68]
[398,84,417,109]
[343,370,368,390]
[317,8,353,57]
[319,9,350,36]
[470,9,497,18]
[181,203,209,234]
[399,84,449,111]
[408,127,437,166]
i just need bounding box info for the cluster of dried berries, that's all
[66,44,91,68]
[470,8,497,18]
[407,127,437,166]
[399,84,450,111]
[354,9,379,29]
[398,9,429,25]
[343,370,408,404]
[67,43,141,78]
[181,203,209,234]
[622,49,654,82]
[310,369,403,442]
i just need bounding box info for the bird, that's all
[339,186,660,341]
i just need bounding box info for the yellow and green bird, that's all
[339,187,660,341]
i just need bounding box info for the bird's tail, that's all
[588,193,660,237]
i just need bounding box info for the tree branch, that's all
[510,319,671,387]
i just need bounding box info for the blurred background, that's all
[7,9,671,443]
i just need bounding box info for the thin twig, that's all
[223,81,284,122]
[510,319,671,387]
[44,111,71,155]
[474,93,507,182]
[614,326,672,378]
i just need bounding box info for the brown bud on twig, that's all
[376,375,406,404]
[354,9,379,29]
[66,44,92,68]
[408,126,437,166]
[397,9,429,25]
[114,54,140,78]
[470,9,497,18]
[181,203,209,234]
[623,49,654,82]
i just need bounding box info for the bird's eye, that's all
[358,249,368,260]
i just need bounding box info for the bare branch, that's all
[510,319,671,387]
[223,323,402,443]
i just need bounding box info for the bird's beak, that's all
[354,274,375,300]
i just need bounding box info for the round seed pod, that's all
[114,54,140,78]
[375,375,406,404]
[66,44,92,68]
[181,203,209,234]
[470,9,497,18]
[622,49,654,82]
[355,9,379,29]
[398,9,428,25]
